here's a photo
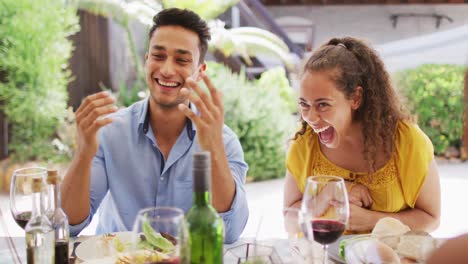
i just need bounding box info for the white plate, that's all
[80,256,116,264]
[75,231,134,261]
[328,235,359,264]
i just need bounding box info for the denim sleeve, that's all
[69,138,109,236]
[219,130,249,244]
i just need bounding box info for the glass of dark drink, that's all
[10,167,47,229]
[301,176,349,264]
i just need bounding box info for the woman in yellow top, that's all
[284,37,441,233]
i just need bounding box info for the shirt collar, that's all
[138,97,197,140]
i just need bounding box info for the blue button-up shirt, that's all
[69,98,249,243]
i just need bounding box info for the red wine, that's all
[312,219,345,245]
[13,211,32,229]
[55,240,69,264]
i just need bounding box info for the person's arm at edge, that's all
[178,75,236,212]
[216,134,249,244]
[210,138,236,212]
[284,170,303,210]
[61,91,116,230]
[61,152,93,226]
[178,74,247,242]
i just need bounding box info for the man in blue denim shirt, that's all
[61,8,248,243]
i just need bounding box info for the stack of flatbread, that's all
[342,217,445,264]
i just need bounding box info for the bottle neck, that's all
[31,191,44,217]
[47,183,61,211]
[193,191,210,206]
[192,151,211,207]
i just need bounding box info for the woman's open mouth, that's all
[314,126,335,145]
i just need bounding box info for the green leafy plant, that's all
[257,67,297,114]
[395,64,465,155]
[206,62,295,181]
[0,0,80,162]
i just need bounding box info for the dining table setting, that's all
[0,216,446,264]
[1,168,447,264]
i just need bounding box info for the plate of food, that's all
[328,217,446,264]
[76,215,182,263]
[75,231,134,262]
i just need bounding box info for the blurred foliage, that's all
[206,62,295,181]
[0,0,80,162]
[113,82,147,107]
[161,0,239,21]
[257,67,297,114]
[209,22,296,70]
[395,64,465,155]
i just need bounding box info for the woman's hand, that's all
[347,204,378,232]
[347,182,373,208]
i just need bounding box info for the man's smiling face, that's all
[145,25,205,109]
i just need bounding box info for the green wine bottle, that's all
[186,151,224,264]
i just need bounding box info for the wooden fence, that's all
[464,69,468,159]
[68,10,112,110]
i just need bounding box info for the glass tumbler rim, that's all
[135,206,185,222]
[13,167,47,177]
[307,175,344,183]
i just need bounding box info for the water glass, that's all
[128,207,189,264]
[282,207,315,264]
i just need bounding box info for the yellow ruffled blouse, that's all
[286,121,434,213]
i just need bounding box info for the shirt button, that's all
[160,177,164,181]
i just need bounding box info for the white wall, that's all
[268,4,468,72]
[267,4,468,47]
[376,24,468,72]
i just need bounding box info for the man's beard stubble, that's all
[151,92,188,110]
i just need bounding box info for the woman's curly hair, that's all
[295,37,411,173]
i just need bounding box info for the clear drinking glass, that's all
[10,167,47,229]
[127,207,189,264]
[282,207,315,264]
[301,176,349,264]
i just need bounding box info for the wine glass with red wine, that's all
[301,176,349,264]
[10,167,47,229]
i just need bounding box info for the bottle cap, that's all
[193,151,210,192]
[193,151,210,169]
[31,177,44,193]
[46,169,59,185]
